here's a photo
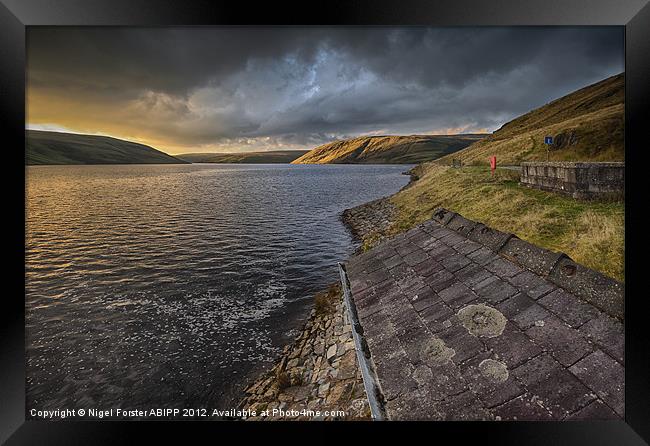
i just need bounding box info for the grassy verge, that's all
[384,164,624,282]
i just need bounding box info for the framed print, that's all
[1,0,649,443]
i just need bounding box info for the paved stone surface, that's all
[344,210,624,421]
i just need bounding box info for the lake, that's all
[25,163,411,414]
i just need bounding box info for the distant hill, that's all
[291,134,486,165]
[26,130,187,165]
[178,150,309,164]
[436,73,624,165]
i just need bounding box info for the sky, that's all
[26,27,623,155]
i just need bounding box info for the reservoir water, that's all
[25,163,411,414]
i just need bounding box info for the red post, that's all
[489,156,497,176]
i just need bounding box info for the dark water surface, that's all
[25,163,410,414]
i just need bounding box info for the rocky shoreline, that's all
[341,197,397,252]
[238,285,370,420]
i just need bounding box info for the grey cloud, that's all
[27,27,623,152]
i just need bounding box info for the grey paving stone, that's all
[373,246,398,261]
[419,301,455,333]
[435,390,492,421]
[422,225,456,240]
[437,323,485,364]
[440,252,473,273]
[455,263,494,288]
[424,242,455,258]
[403,249,430,266]
[382,254,404,270]
[388,263,414,282]
[569,350,624,416]
[565,399,619,420]
[538,288,600,328]
[363,309,390,328]
[355,293,382,319]
[468,246,501,266]
[484,256,525,278]
[578,313,624,364]
[438,282,479,310]
[365,267,392,285]
[349,274,371,294]
[497,293,550,330]
[398,325,433,364]
[438,231,469,247]
[394,241,420,257]
[512,354,595,419]
[416,361,468,402]
[412,258,445,277]
[373,278,398,295]
[454,239,483,256]
[398,276,429,296]
[493,393,554,421]
[506,270,556,299]
[460,352,524,408]
[388,306,423,338]
[424,269,456,292]
[362,258,386,274]
[373,351,419,402]
[526,316,593,367]
[473,275,518,304]
[408,285,439,312]
[485,322,543,369]
[386,392,438,420]
[407,231,437,250]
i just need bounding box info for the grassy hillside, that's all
[292,134,486,164]
[26,130,186,165]
[178,150,309,164]
[385,166,624,281]
[436,73,624,165]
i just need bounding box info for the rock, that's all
[318,382,330,398]
[326,382,352,405]
[284,385,311,402]
[326,344,337,360]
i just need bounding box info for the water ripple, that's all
[25,163,410,411]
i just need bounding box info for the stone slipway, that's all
[341,208,624,421]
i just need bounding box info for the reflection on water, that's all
[26,163,411,413]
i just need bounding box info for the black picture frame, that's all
[2,0,649,443]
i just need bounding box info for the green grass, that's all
[383,165,624,282]
[438,73,624,166]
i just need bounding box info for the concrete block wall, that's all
[520,162,624,200]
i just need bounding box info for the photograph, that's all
[23,25,627,422]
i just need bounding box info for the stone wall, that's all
[238,286,370,420]
[341,197,398,250]
[520,162,624,200]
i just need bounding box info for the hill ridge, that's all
[292,134,487,165]
[26,130,187,165]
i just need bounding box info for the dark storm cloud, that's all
[27,27,623,152]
